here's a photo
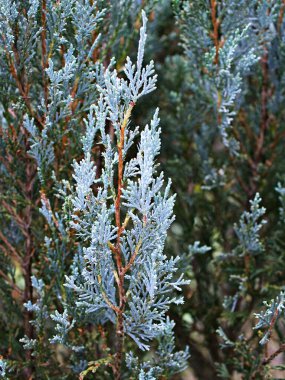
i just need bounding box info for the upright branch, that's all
[113,102,134,379]
[209,0,223,127]
[115,103,134,269]
[210,0,220,65]
[278,0,285,33]
[63,10,188,380]
[255,50,269,164]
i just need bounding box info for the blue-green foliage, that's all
[276,182,285,222]
[20,277,48,356]
[62,11,189,359]
[189,241,211,256]
[254,292,285,345]
[28,8,190,378]
[126,318,189,378]
[23,116,55,183]
[221,194,266,312]
[0,358,7,379]
[49,309,84,352]
[175,0,279,156]
[254,184,285,346]
[234,193,266,256]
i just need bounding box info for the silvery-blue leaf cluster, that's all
[20,277,48,356]
[253,185,285,346]
[60,10,189,368]
[221,193,266,313]
[126,318,189,378]
[23,115,55,184]
[49,309,84,352]
[276,182,285,222]
[234,193,266,256]
[254,292,285,345]
[0,358,7,379]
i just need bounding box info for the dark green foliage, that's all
[2,0,285,379]
[147,0,285,378]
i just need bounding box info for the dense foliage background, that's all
[1,0,285,379]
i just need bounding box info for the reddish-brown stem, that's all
[278,0,285,33]
[210,0,220,65]
[265,306,280,357]
[5,49,44,128]
[113,103,134,380]
[114,103,134,272]
[114,312,125,380]
[122,239,142,275]
[255,51,269,163]
[251,309,284,379]
[9,58,41,125]
[209,0,226,149]
[262,343,285,366]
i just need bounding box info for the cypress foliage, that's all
[153,0,285,378]
[2,1,285,379]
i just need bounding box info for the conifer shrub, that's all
[1,1,285,379]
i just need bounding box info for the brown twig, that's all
[210,0,220,65]
[0,230,23,267]
[113,102,134,380]
[255,51,269,163]
[0,269,22,297]
[122,239,142,275]
[5,49,44,128]
[262,343,285,366]
[265,306,280,358]
[278,0,285,33]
